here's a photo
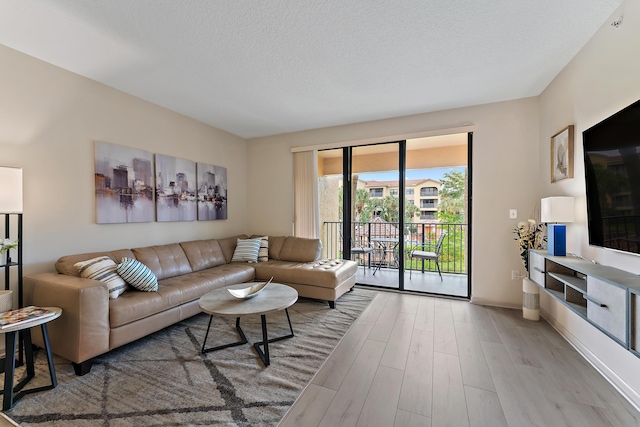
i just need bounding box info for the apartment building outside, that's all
[360,178,441,224]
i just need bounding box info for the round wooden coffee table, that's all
[198,283,298,366]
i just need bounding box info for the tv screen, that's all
[583,99,640,254]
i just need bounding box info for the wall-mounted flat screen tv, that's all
[583,99,640,255]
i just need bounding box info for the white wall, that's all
[248,97,541,306]
[0,45,249,276]
[538,0,640,403]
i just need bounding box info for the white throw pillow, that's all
[231,238,262,263]
[75,256,128,299]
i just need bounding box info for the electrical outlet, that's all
[509,209,517,219]
[511,270,519,280]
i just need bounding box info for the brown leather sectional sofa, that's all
[24,235,357,375]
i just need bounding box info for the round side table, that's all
[1,307,62,410]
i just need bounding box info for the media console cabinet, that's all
[528,249,640,358]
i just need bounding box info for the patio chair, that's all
[351,245,374,270]
[409,232,447,281]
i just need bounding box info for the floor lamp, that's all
[541,196,574,256]
[0,166,23,367]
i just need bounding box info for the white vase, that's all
[522,277,540,321]
[0,290,12,313]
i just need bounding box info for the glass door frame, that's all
[342,141,406,291]
[339,133,472,299]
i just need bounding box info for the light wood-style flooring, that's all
[0,413,18,426]
[279,290,640,427]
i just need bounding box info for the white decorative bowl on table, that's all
[228,277,273,299]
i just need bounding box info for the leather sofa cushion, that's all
[109,284,182,328]
[180,239,226,272]
[254,259,355,289]
[267,236,287,260]
[164,264,255,302]
[278,237,322,262]
[108,264,255,327]
[217,234,248,263]
[132,244,192,280]
[56,249,136,277]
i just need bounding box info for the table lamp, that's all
[541,196,574,256]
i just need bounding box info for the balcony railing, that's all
[322,221,467,274]
[420,188,438,197]
[420,201,438,209]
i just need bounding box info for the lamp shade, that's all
[0,166,23,213]
[541,196,574,223]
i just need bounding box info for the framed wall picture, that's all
[550,125,574,183]
[155,154,197,222]
[196,163,228,220]
[94,141,155,223]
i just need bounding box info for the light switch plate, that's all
[509,209,517,219]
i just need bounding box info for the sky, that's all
[358,167,465,182]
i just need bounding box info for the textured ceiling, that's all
[0,0,623,138]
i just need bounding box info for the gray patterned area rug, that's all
[5,288,377,427]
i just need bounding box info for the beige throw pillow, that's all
[75,256,128,299]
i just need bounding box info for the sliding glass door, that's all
[349,142,403,290]
[317,133,471,298]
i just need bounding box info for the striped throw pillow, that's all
[231,238,262,263]
[75,256,128,299]
[258,236,269,262]
[117,257,158,292]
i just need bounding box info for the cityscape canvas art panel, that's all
[155,154,197,222]
[197,163,228,220]
[95,141,155,224]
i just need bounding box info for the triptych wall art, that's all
[94,141,228,224]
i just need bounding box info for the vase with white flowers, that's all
[0,238,18,264]
[513,220,546,272]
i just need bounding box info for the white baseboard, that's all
[540,307,640,412]
[469,296,520,309]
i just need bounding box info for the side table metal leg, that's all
[3,332,17,411]
[41,324,58,387]
[23,329,35,378]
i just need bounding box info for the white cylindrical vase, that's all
[522,277,540,321]
[0,290,12,313]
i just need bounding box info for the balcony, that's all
[420,201,438,209]
[420,188,438,197]
[322,220,468,296]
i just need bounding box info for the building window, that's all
[406,188,414,195]
[390,188,398,196]
[420,187,438,197]
[370,188,383,197]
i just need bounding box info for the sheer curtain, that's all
[293,150,319,239]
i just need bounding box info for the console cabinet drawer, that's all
[586,277,627,342]
[528,251,545,286]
